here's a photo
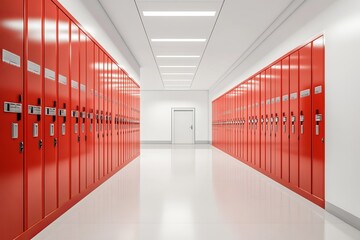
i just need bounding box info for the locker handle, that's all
[19,142,24,153]
[54,138,57,147]
[38,139,43,149]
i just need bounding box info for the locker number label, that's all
[28,105,41,115]
[45,107,57,116]
[300,89,310,98]
[2,49,21,67]
[314,85,322,94]
[4,102,22,113]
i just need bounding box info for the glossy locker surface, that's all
[273,62,282,178]
[34,145,360,240]
[94,47,99,182]
[289,52,299,187]
[44,0,58,216]
[299,44,312,193]
[86,38,94,188]
[79,31,87,192]
[247,81,252,164]
[57,10,71,207]
[25,0,43,229]
[70,22,80,198]
[265,68,271,173]
[311,37,325,200]
[99,51,104,178]
[0,0,24,238]
[260,71,266,171]
[281,57,290,182]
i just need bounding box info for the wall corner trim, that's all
[326,202,360,231]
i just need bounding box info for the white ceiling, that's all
[98,0,302,90]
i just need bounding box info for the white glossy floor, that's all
[34,144,360,240]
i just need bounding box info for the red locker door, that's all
[79,31,87,192]
[86,38,94,187]
[44,0,58,215]
[57,10,70,207]
[103,56,108,174]
[281,56,290,182]
[247,81,252,164]
[94,46,99,182]
[25,0,43,229]
[265,68,271,173]
[311,37,325,201]
[260,71,266,170]
[0,0,24,238]
[106,57,112,173]
[70,22,80,198]
[236,86,240,159]
[243,84,248,162]
[270,66,276,175]
[289,51,299,187]
[254,75,260,168]
[119,70,124,166]
[274,62,282,178]
[99,51,104,178]
[299,43,312,193]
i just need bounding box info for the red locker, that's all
[254,75,260,168]
[281,56,290,182]
[99,50,106,179]
[265,68,271,173]
[86,38,95,187]
[106,57,111,173]
[44,0,58,215]
[270,65,276,175]
[274,62,282,178]
[94,46,100,182]
[260,71,266,170]
[236,86,241,159]
[0,0,24,238]
[24,0,43,229]
[289,51,299,187]
[79,31,87,192]
[70,22,80,198]
[243,83,248,162]
[57,10,71,207]
[119,70,124,166]
[299,44,312,193]
[247,80,252,164]
[311,37,325,200]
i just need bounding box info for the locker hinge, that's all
[19,142,24,153]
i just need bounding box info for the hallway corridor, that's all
[34,145,360,240]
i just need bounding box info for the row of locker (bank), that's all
[212,36,325,207]
[0,0,140,239]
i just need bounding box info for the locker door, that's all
[270,66,276,175]
[236,86,240,159]
[44,0,58,216]
[94,46,99,182]
[254,75,260,168]
[25,0,43,229]
[106,57,111,173]
[289,51,299,187]
[243,84,248,162]
[114,67,120,168]
[86,38,94,187]
[299,44,312,193]
[260,71,266,170]
[99,51,104,178]
[79,31,87,192]
[247,81,252,164]
[0,0,24,238]
[70,22,80,198]
[274,62,282,178]
[281,56,290,182]
[57,10,70,207]
[311,37,325,200]
[119,70,124,166]
[265,68,271,173]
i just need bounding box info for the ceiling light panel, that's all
[159,65,197,68]
[156,55,200,58]
[143,11,216,17]
[162,73,194,75]
[151,38,206,42]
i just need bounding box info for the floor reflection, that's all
[34,144,360,240]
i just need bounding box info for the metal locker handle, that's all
[292,124,295,134]
[301,124,304,134]
[283,124,286,133]
[316,124,320,136]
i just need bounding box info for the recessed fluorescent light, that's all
[164,85,191,88]
[162,73,194,75]
[159,66,196,68]
[151,38,206,42]
[163,79,192,82]
[143,11,216,17]
[156,55,200,58]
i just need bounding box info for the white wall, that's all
[141,91,209,143]
[57,0,140,83]
[210,0,360,219]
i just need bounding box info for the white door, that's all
[173,110,194,144]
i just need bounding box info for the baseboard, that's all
[141,141,172,144]
[326,201,360,231]
[195,140,211,144]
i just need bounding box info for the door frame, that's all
[171,108,195,144]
